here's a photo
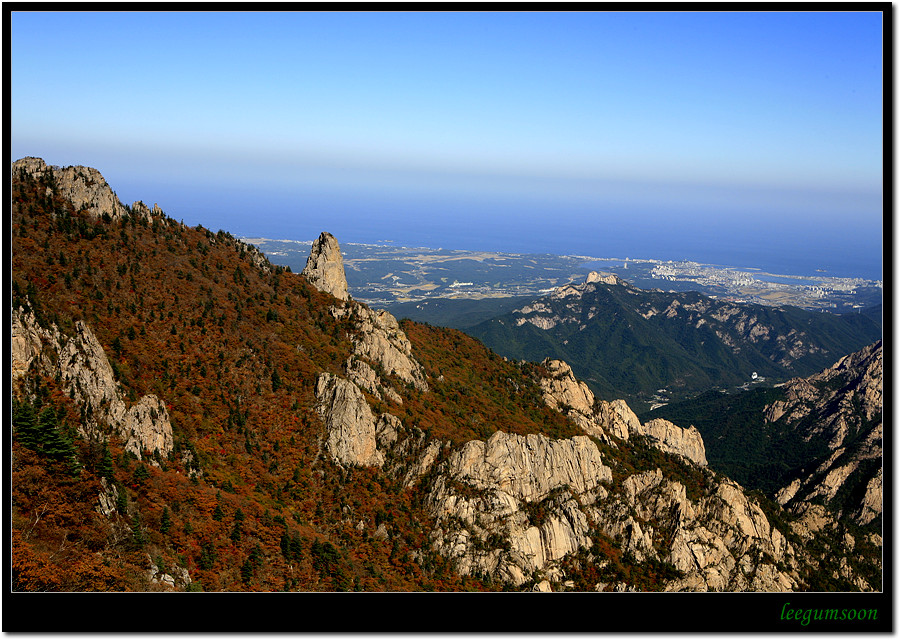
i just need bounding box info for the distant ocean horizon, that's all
[282,204,883,283]
[328,222,885,283]
[132,181,885,282]
[260,218,884,283]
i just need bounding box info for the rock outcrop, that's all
[421,425,803,590]
[12,157,143,222]
[348,305,429,392]
[766,341,882,449]
[308,314,787,590]
[427,431,612,586]
[536,358,707,465]
[345,356,403,404]
[584,271,624,286]
[315,373,385,468]
[147,555,192,591]
[302,231,428,395]
[11,308,174,460]
[330,305,429,399]
[11,305,62,380]
[769,342,882,526]
[302,232,350,301]
[594,399,642,441]
[537,359,596,416]
[640,418,708,467]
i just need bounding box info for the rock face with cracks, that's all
[302,232,350,301]
[315,372,386,468]
[770,342,882,527]
[537,358,707,465]
[11,308,173,461]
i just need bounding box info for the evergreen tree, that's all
[160,506,172,535]
[230,520,242,544]
[12,398,40,450]
[100,442,114,481]
[240,558,253,584]
[198,543,216,570]
[132,463,150,487]
[271,368,282,391]
[38,407,64,456]
[116,483,128,514]
[130,513,145,550]
[17,404,81,475]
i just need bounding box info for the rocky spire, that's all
[301,232,350,301]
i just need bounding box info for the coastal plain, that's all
[246,238,883,313]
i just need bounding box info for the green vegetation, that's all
[640,387,831,496]
[385,296,534,330]
[466,282,881,410]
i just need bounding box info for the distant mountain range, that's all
[392,272,881,410]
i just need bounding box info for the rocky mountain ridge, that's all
[9,158,881,595]
[770,341,883,528]
[466,269,882,409]
[293,227,880,591]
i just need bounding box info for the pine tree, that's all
[116,483,129,514]
[12,398,40,450]
[271,368,282,391]
[38,407,63,456]
[130,513,145,550]
[23,404,81,475]
[132,464,150,487]
[240,558,253,585]
[100,442,114,481]
[160,506,172,535]
[230,520,242,544]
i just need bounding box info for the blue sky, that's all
[11,10,884,276]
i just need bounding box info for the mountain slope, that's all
[9,157,882,598]
[642,341,883,525]
[465,273,882,409]
[384,296,535,330]
[769,341,883,528]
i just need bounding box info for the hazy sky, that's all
[11,10,884,275]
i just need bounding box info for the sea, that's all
[141,182,886,283]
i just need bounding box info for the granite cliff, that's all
[771,341,883,529]
[12,307,174,461]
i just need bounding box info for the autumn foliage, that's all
[10,165,569,592]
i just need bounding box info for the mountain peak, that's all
[12,156,146,223]
[584,270,623,286]
[301,231,350,301]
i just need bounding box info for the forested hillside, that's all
[10,159,517,592]
[464,274,882,410]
